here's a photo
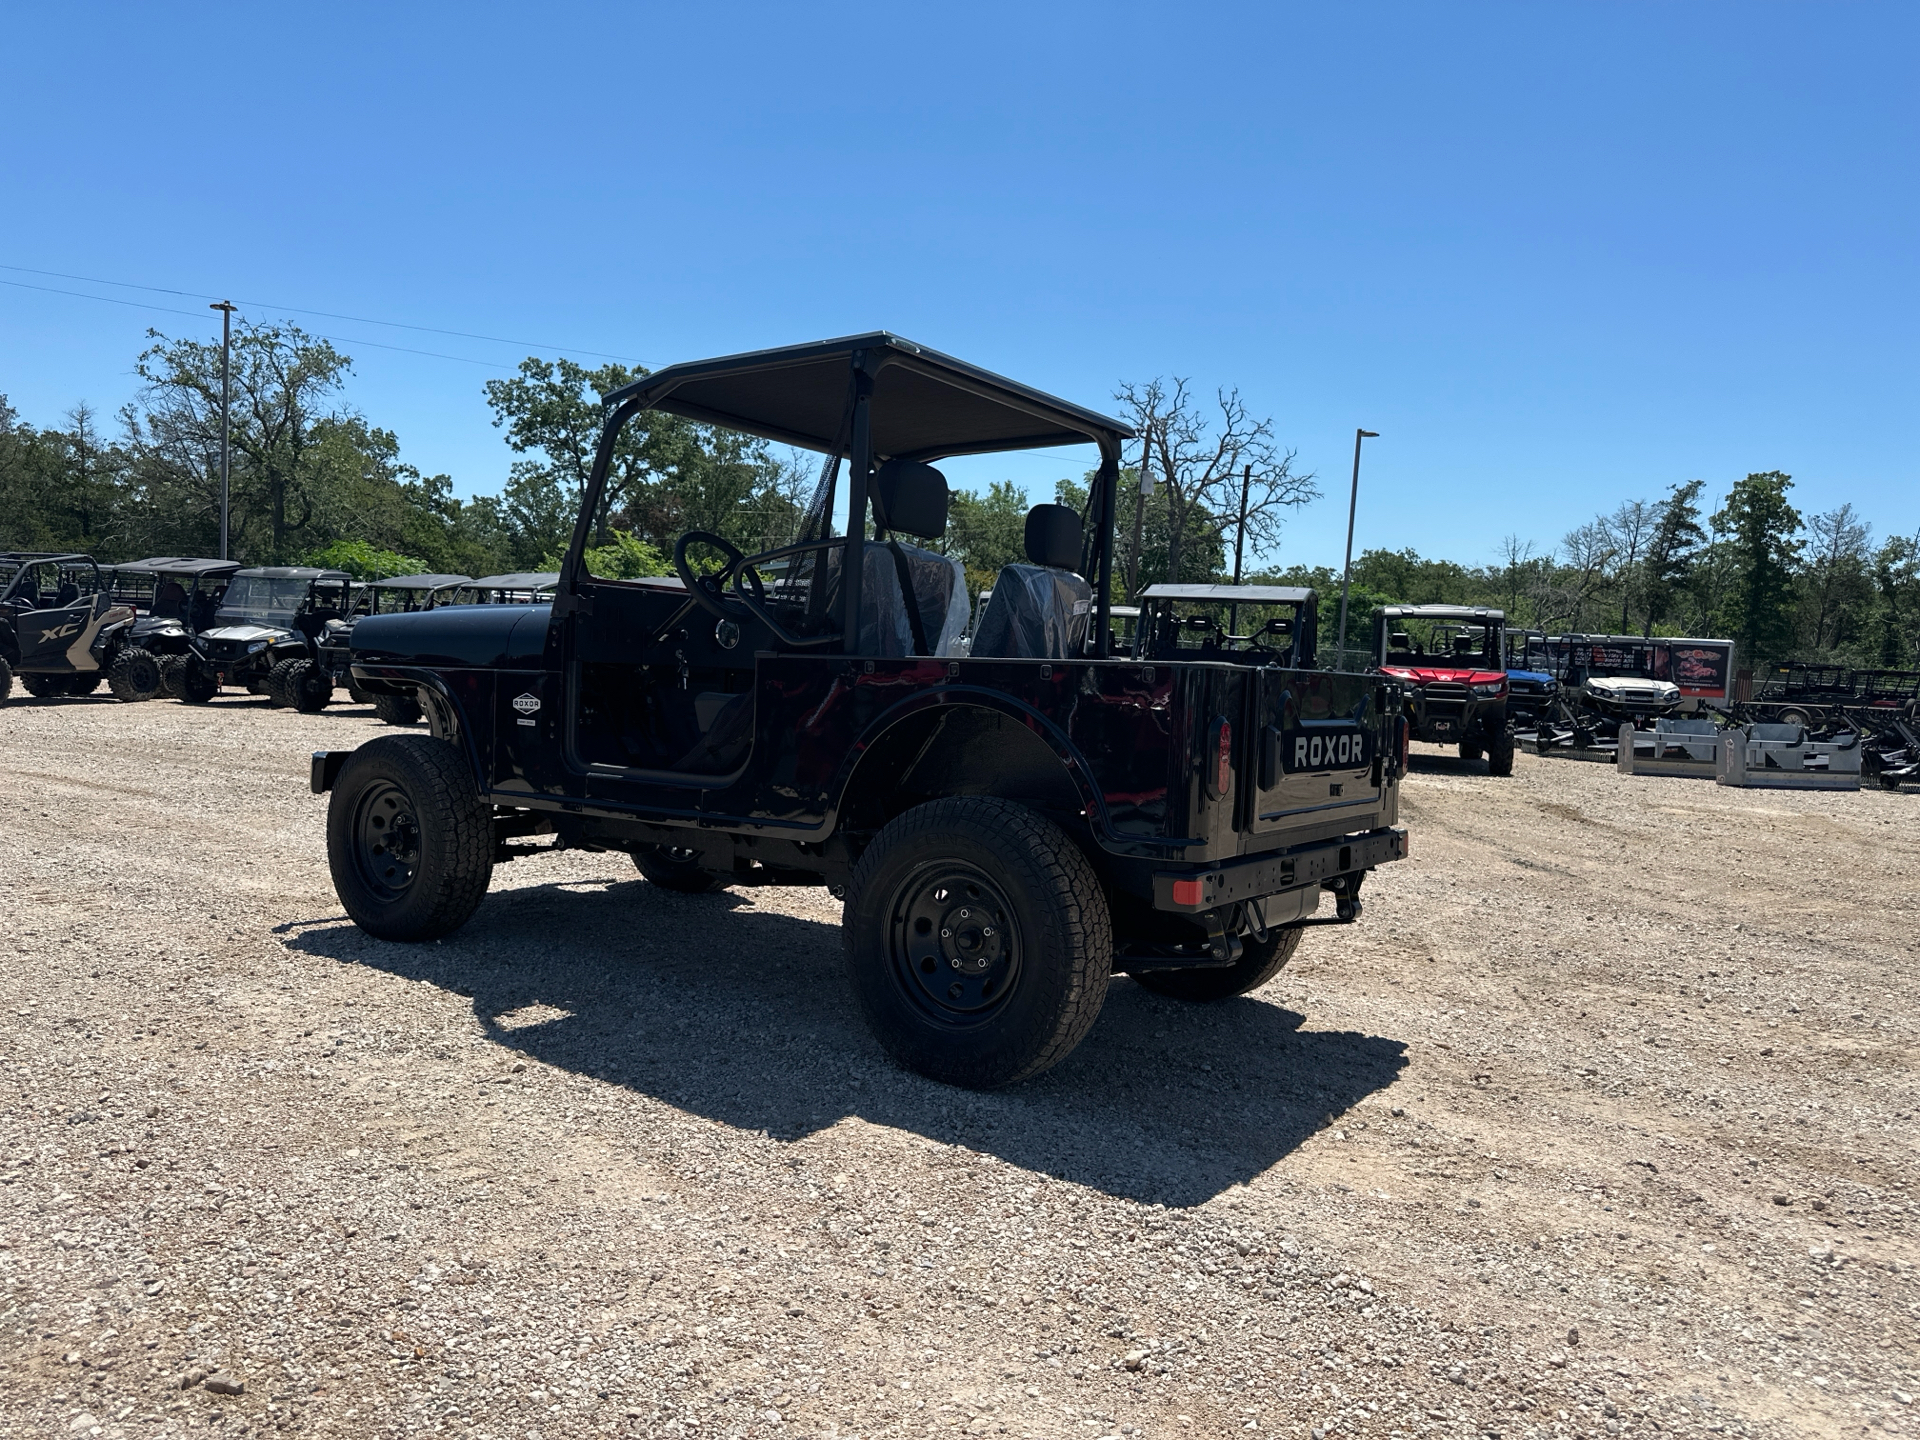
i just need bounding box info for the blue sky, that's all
[2,2,1914,571]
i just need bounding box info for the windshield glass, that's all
[218,576,310,623]
[1381,619,1502,668]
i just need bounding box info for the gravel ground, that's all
[2,694,1916,1440]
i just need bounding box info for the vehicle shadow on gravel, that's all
[286,879,1408,1208]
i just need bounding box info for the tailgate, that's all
[1246,669,1387,834]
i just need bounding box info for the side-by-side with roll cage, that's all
[310,334,1408,1087]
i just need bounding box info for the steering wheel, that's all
[673,531,754,623]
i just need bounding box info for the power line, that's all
[0,278,517,369]
[0,261,652,366]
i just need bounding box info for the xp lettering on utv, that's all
[1373,604,1514,775]
[311,334,1409,1088]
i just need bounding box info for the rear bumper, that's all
[1153,827,1407,913]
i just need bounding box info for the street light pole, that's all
[1229,462,1252,635]
[1334,427,1379,664]
[210,301,235,560]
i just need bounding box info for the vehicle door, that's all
[1246,667,1385,833]
[560,564,762,805]
[17,593,116,672]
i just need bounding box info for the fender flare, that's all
[821,684,1112,837]
[350,664,487,796]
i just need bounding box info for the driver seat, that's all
[969,505,1092,660]
[862,459,967,657]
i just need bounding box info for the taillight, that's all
[1209,717,1232,799]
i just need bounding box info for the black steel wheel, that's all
[632,845,723,894]
[108,646,162,702]
[372,692,424,726]
[844,796,1110,1089]
[1134,925,1304,1002]
[1486,729,1516,777]
[327,734,493,940]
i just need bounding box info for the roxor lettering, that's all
[1290,731,1365,772]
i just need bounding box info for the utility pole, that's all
[1229,462,1252,636]
[1334,428,1379,665]
[1125,432,1153,600]
[210,301,236,560]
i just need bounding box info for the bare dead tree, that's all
[1603,498,1658,632]
[1113,378,1318,584]
[1558,520,1618,633]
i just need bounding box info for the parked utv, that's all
[311,333,1409,1088]
[0,553,150,703]
[450,572,559,606]
[1501,629,1560,734]
[309,574,471,720]
[108,557,240,698]
[1372,604,1514,774]
[181,566,355,705]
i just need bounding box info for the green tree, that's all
[299,538,427,579]
[946,481,1030,595]
[1712,471,1803,666]
[1869,534,1920,667]
[1797,504,1874,657]
[1640,480,1706,636]
[129,320,356,561]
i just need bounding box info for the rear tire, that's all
[108,646,162,702]
[21,672,65,699]
[632,845,723,894]
[1134,925,1304,1002]
[843,796,1111,1089]
[157,654,188,699]
[286,660,333,712]
[1458,740,1483,763]
[1486,730,1516,777]
[372,692,424,726]
[327,734,493,941]
[180,659,220,704]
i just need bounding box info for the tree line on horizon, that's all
[2,317,1914,671]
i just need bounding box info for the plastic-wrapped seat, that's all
[970,504,1092,660]
[852,458,969,657]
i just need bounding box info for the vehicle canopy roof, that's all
[1375,604,1506,622]
[466,572,560,590]
[1,552,96,567]
[1142,583,1315,604]
[604,332,1133,462]
[375,573,471,590]
[113,556,242,578]
[231,566,352,582]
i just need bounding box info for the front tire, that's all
[327,734,494,941]
[108,646,162,702]
[632,845,722,894]
[1486,729,1516,777]
[180,659,219,704]
[372,692,424,726]
[286,660,334,712]
[21,672,65,700]
[1134,925,1304,1002]
[157,654,188,699]
[266,657,304,708]
[844,797,1111,1089]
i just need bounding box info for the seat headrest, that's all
[1024,504,1082,570]
[873,459,949,540]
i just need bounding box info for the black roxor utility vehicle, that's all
[311,334,1409,1088]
